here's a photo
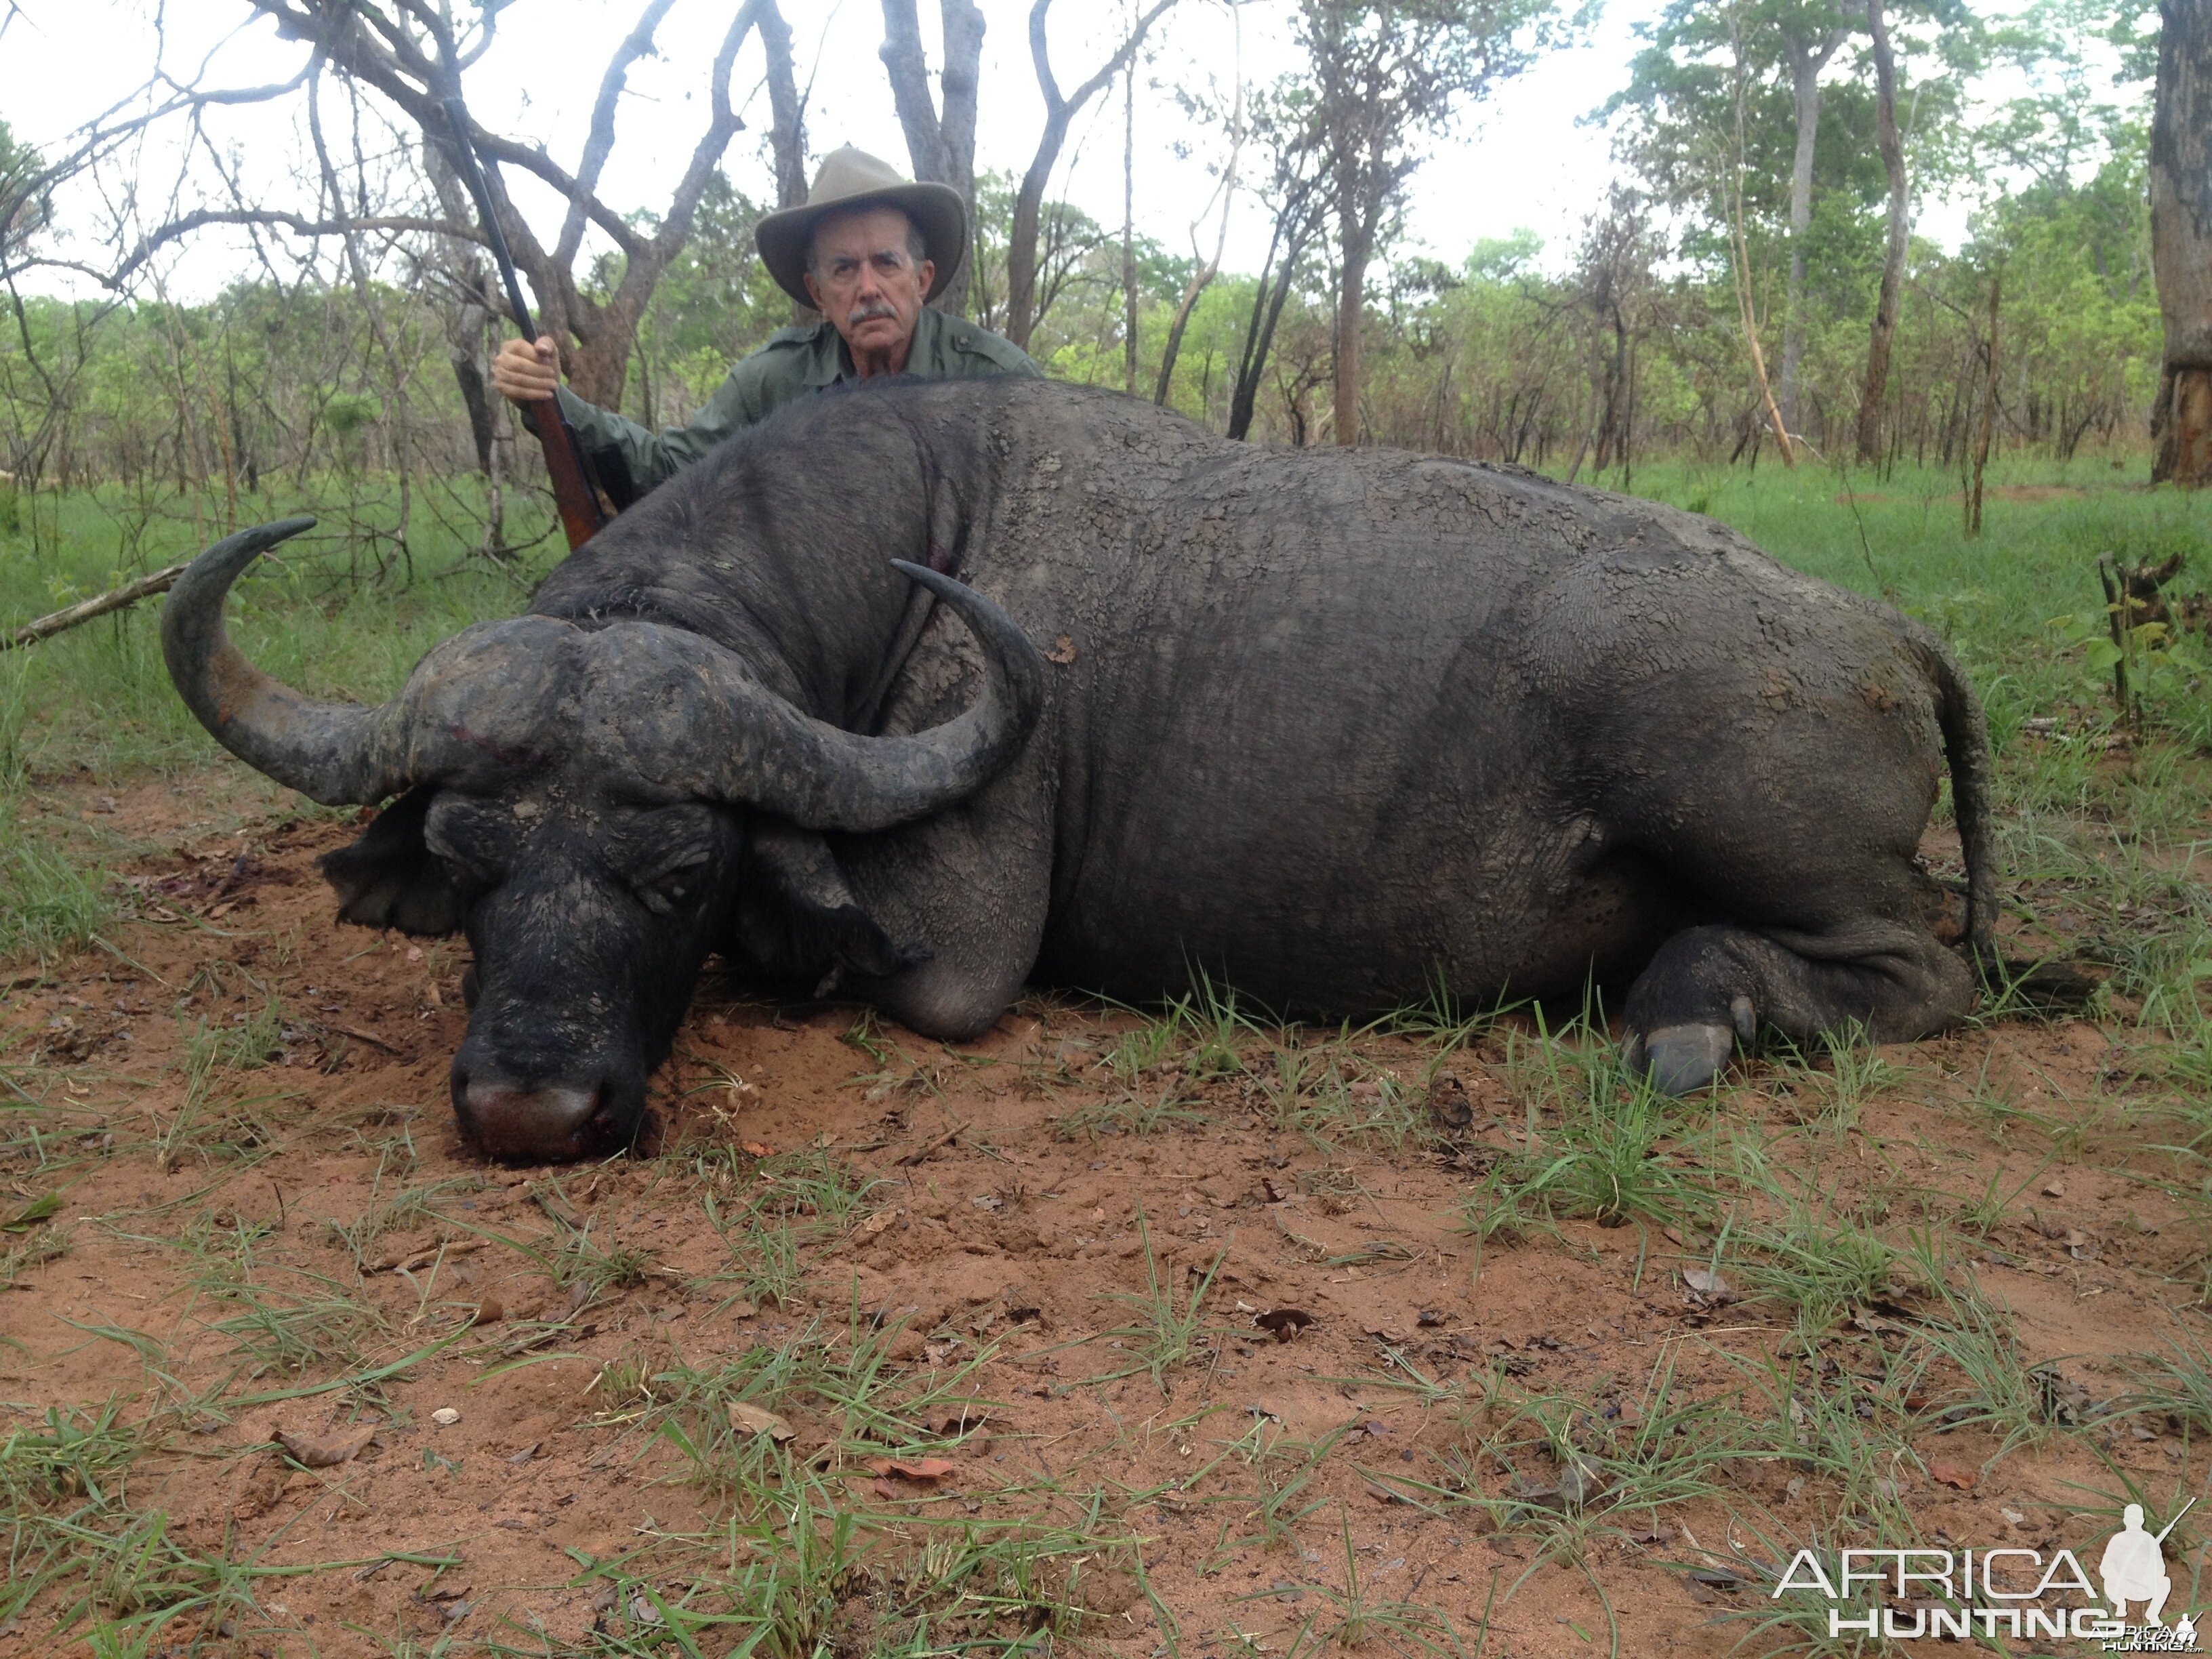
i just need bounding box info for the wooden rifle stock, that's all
[525,394,607,552]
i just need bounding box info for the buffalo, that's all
[163,378,1994,1162]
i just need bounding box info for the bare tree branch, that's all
[554,0,680,270]
[104,209,478,289]
[1006,0,1178,348]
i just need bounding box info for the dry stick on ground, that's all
[3,562,187,649]
[897,1118,970,1166]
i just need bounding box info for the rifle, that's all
[439,94,608,552]
[2155,1497,2198,1547]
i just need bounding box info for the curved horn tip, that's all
[193,514,320,581]
[888,557,954,596]
[167,510,316,609]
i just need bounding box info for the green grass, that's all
[1092,1211,1231,1393]
[3,453,2211,1653]
[1459,1006,1718,1246]
[0,483,552,962]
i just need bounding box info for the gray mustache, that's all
[846,300,899,327]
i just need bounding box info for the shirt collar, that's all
[801,306,945,388]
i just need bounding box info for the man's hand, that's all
[489,336,561,405]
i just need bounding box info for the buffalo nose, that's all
[457,1078,608,1164]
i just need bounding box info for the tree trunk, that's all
[1780,28,1844,433]
[1008,117,1071,350]
[1153,268,1217,407]
[1123,58,1139,395]
[1967,270,1999,536]
[1855,0,1908,465]
[754,0,813,323]
[1228,192,1311,441]
[879,0,986,316]
[757,3,808,211]
[2152,0,2212,485]
[1333,200,1369,447]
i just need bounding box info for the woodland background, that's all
[0,0,2198,576]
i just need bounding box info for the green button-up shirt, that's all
[554,307,1041,496]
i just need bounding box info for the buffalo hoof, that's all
[1637,1023,1735,1095]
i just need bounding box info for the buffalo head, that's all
[162,518,1042,1162]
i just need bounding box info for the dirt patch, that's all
[2,788,2209,1656]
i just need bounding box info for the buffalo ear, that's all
[735,821,924,981]
[316,785,468,936]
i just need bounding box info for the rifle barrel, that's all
[2156,1496,2198,1546]
[438,93,607,548]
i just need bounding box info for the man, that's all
[2100,1504,2173,1626]
[489,146,1039,501]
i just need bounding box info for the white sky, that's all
[0,0,2118,301]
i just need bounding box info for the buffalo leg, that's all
[839,775,1053,1043]
[1622,920,1974,1094]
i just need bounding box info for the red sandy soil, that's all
[2,773,2206,1658]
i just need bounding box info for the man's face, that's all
[804,206,934,361]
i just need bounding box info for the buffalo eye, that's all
[635,858,710,916]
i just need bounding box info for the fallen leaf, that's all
[1425,1073,1473,1132]
[2,1193,60,1231]
[530,1186,586,1230]
[1682,1267,1735,1304]
[1557,1451,1604,1506]
[1507,1474,1563,1509]
[1254,1308,1315,1343]
[272,1425,375,1468]
[866,1456,956,1481]
[729,1402,796,1443]
[1045,634,1078,665]
[935,1405,991,1436]
[1929,1459,1976,1491]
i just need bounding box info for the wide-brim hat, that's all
[755,146,968,308]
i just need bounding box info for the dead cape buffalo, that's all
[162,377,1994,1162]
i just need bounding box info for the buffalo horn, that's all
[661,560,1045,832]
[161,518,414,806]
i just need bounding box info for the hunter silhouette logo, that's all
[2102,1501,2187,1626]
[1771,1498,2201,1648]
